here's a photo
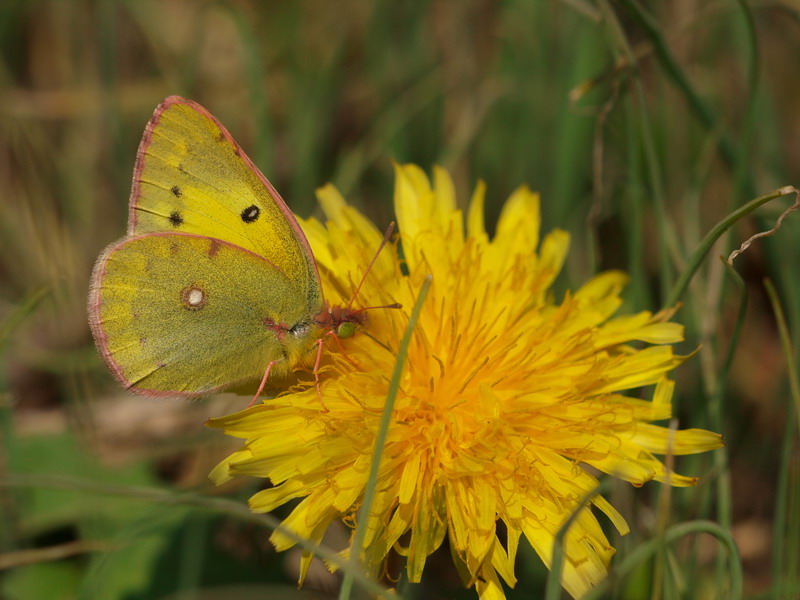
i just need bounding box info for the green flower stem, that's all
[772,407,794,599]
[765,279,800,439]
[707,262,747,579]
[619,0,756,199]
[598,0,676,303]
[713,266,748,507]
[582,520,743,600]
[664,186,797,309]
[339,275,432,600]
[730,0,759,202]
[765,276,800,598]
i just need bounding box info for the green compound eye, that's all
[337,321,359,339]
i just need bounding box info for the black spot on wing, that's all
[169,211,184,227]
[241,205,260,223]
[171,185,182,197]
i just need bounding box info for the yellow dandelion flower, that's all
[207,164,723,599]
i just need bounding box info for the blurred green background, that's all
[2,1,800,598]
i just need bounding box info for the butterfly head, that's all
[336,320,359,339]
[317,304,367,339]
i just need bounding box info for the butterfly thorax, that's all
[314,303,366,339]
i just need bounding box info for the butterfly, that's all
[88,96,394,408]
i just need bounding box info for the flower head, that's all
[208,164,723,599]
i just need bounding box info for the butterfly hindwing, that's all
[88,233,318,396]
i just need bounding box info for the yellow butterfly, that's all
[88,96,387,406]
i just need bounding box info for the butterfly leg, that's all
[248,359,282,407]
[327,330,362,370]
[312,338,330,412]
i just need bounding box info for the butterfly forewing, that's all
[129,96,322,317]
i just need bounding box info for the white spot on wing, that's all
[188,289,203,306]
[180,285,207,310]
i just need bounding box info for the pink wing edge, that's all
[126,95,322,290]
[87,231,287,399]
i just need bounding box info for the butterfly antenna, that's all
[347,221,396,309]
[352,302,403,314]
